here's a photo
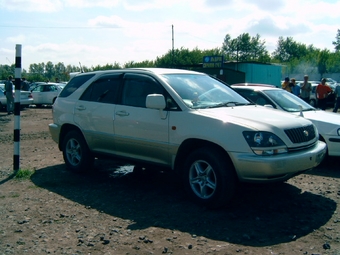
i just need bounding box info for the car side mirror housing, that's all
[146,94,166,110]
[264,104,274,109]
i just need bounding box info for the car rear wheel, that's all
[182,147,237,209]
[62,130,94,173]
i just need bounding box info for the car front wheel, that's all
[182,147,237,209]
[62,130,94,173]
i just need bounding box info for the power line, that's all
[0,25,121,29]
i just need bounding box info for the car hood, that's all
[293,110,340,135]
[196,105,313,132]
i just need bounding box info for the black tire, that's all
[182,147,237,209]
[62,130,94,173]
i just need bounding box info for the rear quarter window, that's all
[59,73,95,98]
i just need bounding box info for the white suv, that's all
[49,68,326,208]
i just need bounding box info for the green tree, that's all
[222,33,270,62]
[317,49,330,77]
[53,62,66,81]
[45,61,55,80]
[271,36,308,63]
[124,60,155,68]
[327,52,340,73]
[0,64,15,80]
[332,29,340,52]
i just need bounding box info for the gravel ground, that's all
[0,107,340,255]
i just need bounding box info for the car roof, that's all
[74,68,202,78]
[231,83,277,91]
[35,82,60,86]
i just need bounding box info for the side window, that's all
[80,75,121,104]
[32,86,41,92]
[59,73,95,98]
[44,85,52,92]
[122,75,164,108]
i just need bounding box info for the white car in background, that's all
[30,83,63,107]
[232,83,340,157]
[0,83,33,110]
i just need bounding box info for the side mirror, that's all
[146,94,166,110]
[264,104,274,108]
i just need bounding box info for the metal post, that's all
[13,44,22,171]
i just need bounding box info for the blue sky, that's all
[1,0,339,70]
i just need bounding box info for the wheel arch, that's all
[58,124,84,151]
[174,139,234,173]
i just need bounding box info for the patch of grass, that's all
[14,169,35,180]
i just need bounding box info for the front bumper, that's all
[230,140,327,183]
[49,123,60,144]
[324,134,340,156]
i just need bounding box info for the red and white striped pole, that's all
[13,44,22,171]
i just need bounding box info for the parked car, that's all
[323,78,337,87]
[0,84,33,110]
[49,69,326,208]
[232,83,340,157]
[30,83,63,107]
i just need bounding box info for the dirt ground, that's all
[0,107,340,255]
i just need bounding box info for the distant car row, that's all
[0,82,64,111]
[0,84,33,110]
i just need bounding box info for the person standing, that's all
[290,78,300,96]
[281,77,291,92]
[333,83,340,112]
[21,77,30,91]
[316,78,332,110]
[300,75,312,103]
[5,75,14,115]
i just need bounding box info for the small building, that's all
[189,61,282,87]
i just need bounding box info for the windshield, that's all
[265,89,315,112]
[161,73,249,109]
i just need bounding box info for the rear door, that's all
[74,73,122,153]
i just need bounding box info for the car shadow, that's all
[31,161,336,247]
[307,156,340,178]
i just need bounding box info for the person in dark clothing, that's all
[21,78,30,91]
[5,75,14,114]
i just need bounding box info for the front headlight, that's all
[337,128,340,136]
[243,131,288,155]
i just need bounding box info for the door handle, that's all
[76,105,86,111]
[116,111,129,116]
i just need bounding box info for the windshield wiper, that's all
[206,102,250,108]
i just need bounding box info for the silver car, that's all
[30,83,63,107]
[49,69,326,208]
[0,84,34,110]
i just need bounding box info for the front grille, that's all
[284,125,316,144]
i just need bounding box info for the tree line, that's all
[1,29,340,82]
